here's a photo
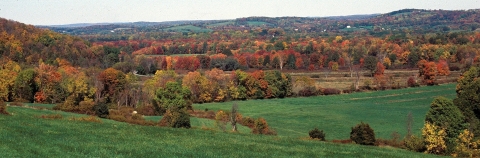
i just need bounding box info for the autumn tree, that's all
[205,68,227,102]
[374,62,386,89]
[418,60,438,85]
[182,71,211,103]
[423,122,447,155]
[436,59,450,77]
[453,129,480,157]
[97,68,127,105]
[35,62,63,103]
[0,60,21,101]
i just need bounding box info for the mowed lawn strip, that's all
[194,83,457,140]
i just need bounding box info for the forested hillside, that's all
[2,8,480,157]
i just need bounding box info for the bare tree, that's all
[406,112,413,137]
[231,103,238,132]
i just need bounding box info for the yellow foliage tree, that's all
[422,122,447,155]
[453,129,480,157]
[0,60,21,101]
[182,71,212,103]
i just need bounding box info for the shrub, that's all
[252,117,276,135]
[215,110,229,131]
[136,104,157,116]
[321,88,341,95]
[376,132,402,147]
[38,114,63,119]
[298,87,317,97]
[342,89,352,94]
[159,108,191,128]
[453,129,480,157]
[94,102,109,118]
[69,116,102,123]
[407,76,419,87]
[241,116,255,128]
[350,122,376,146]
[310,74,320,78]
[0,101,9,115]
[363,80,373,90]
[78,100,95,115]
[403,135,426,152]
[309,128,326,141]
[108,107,156,126]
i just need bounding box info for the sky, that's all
[0,0,479,25]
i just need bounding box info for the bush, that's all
[0,101,8,115]
[310,74,320,78]
[407,76,419,87]
[38,114,63,119]
[94,102,109,118]
[136,104,157,116]
[403,135,426,152]
[252,117,276,135]
[78,100,96,115]
[159,108,191,128]
[363,80,373,90]
[69,116,102,123]
[309,128,326,141]
[350,122,376,146]
[241,116,255,128]
[298,87,317,97]
[321,88,341,95]
[108,107,156,126]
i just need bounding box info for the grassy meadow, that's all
[0,106,439,157]
[165,25,213,33]
[194,83,457,140]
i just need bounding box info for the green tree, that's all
[364,56,378,76]
[156,81,191,128]
[454,66,480,137]
[425,97,467,153]
[286,54,296,69]
[408,51,420,68]
[13,68,37,102]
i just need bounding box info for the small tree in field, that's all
[350,122,376,145]
[231,103,238,132]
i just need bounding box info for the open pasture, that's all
[194,84,457,140]
[0,106,438,157]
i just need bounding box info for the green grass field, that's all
[0,106,438,157]
[194,84,457,140]
[165,25,212,33]
[207,21,235,27]
[247,21,271,26]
